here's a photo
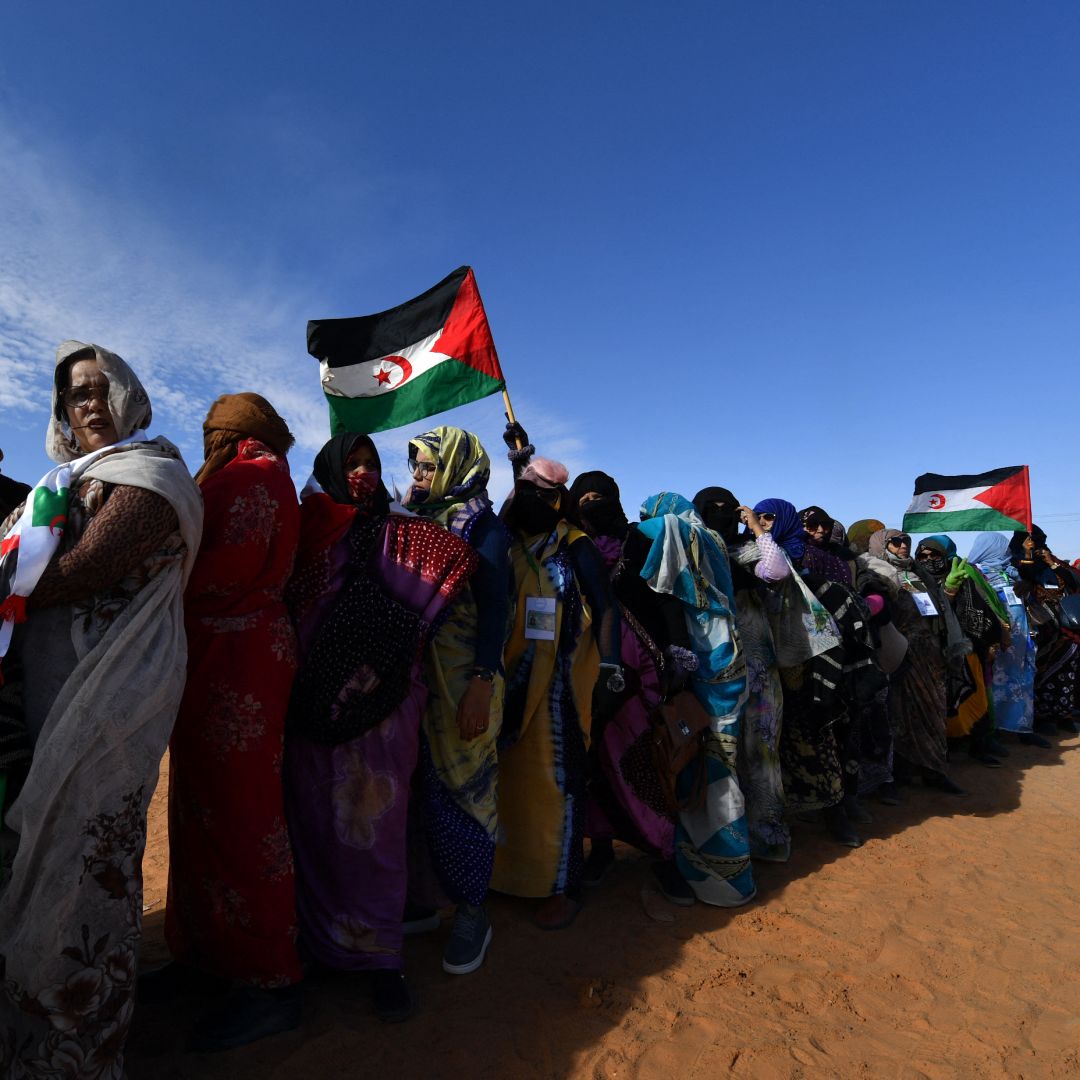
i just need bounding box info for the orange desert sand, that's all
[129,735,1080,1079]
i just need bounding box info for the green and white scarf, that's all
[0,432,148,657]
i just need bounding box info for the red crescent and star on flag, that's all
[370,355,414,389]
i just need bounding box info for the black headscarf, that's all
[1008,523,1048,561]
[692,486,740,545]
[568,471,628,539]
[799,505,834,536]
[313,432,391,516]
[288,431,417,744]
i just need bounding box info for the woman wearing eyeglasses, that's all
[856,529,966,794]
[400,427,510,976]
[492,455,622,928]
[0,342,202,1077]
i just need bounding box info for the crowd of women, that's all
[1,341,1078,1078]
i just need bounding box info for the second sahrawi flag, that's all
[902,465,1032,533]
[308,266,506,434]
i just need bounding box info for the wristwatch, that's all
[469,667,496,683]
[599,662,626,693]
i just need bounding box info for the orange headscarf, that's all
[193,393,294,485]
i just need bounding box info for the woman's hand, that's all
[353,664,381,695]
[944,557,968,592]
[738,505,764,537]
[456,677,494,741]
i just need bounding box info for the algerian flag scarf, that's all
[0,431,148,659]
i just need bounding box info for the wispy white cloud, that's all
[0,111,593,498]
[0,115,329,468]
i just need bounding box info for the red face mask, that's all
[347,469,380,502]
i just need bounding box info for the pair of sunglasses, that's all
[887,535,912,547]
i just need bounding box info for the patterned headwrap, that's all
[847,519,886,555]
[404,425,492,539]
[49,340,153,464]
[195,392,295,485]
[752,498,805,560]
[799,505,834,532]
[637,492,741,692]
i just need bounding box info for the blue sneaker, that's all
[442,904,492,975]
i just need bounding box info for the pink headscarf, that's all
[519,457,569,489]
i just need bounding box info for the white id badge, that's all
[912,592,939,617]
[1043,583,1060,590]
[1002,586,1020,606]
[524,596,557,640]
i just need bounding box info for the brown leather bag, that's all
[651,690,713,814]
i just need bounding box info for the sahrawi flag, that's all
[308,266,505,434]
[902,465,1032,533]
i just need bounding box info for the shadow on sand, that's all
[125,731,1075,1080]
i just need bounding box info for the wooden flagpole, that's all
[502,387,523,449]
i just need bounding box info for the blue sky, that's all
[1,2,1078,556]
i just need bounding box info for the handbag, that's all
[1025,597,1058,646]
[1058,593,1080,633]
[650,690,713,814]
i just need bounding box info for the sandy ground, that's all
[129,734,1080,1080]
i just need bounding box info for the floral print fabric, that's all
[166,439,303,986]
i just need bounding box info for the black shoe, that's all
[137,962,227,1005]
[923,771,967,796]
[875,782,902,806]
[402,903,441,936]
[651,860,695,905]
[189,984,302,1053]
[973,751,1004,768]
[582,839,616,887]
[1035,720,1058,736]
[822,804,862,848]
[986,737,1010,757]
[370,970,417,1023]
[1018,732,1052,749]
[842,795,873,824]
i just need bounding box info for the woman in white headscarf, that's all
[0,341,202,1080]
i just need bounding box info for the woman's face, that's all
[887,534,911,559]
[345,442,380,479]
[409,446,436,493]
[577,490,601,506]
[63,358,119,453]
[757,510,776,532]
[804,521,830,543]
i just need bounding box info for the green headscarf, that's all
[404,425,492,539]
